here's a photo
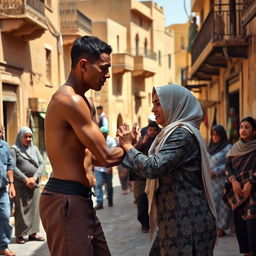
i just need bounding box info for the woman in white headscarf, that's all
[10,127,45,244]
[117,84,216,256]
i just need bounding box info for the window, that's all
[168,54,171,69]
[158,50,161,66]
[181,68,187,84]
[144,38,148,56]
[45,49,52,84]
[180,36,185,49]
[117,35,120,53]
[135,34,139,56]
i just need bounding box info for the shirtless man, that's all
[39,36,124,256]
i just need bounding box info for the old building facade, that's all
[0,0,65,154]
[190,0,256,142]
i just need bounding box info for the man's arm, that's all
[59,94,124,166]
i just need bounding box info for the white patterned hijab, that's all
[12,127,39,166]
[146,85,216,238]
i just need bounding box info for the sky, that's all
[141,0,192,26]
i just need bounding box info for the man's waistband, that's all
[44,178,93,199]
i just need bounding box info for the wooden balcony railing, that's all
[191,3,244,65]
[60,9,92,35]
[0,0,45,16]
[242,0,256,27]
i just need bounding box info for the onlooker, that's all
[10,127,45,244]
[0,124,16,256]
[94,127,116,210]
[97,105,109,129]
[140,114,156,138]
[132,121,160,233]
[207,125,232,237]
[117,84,216,255]
[225,116,256,256]
[117,165,131,195]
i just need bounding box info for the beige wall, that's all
[0,0,64,145]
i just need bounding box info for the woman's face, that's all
[151,93,165,126]
[21,133,33,147]
[211,130,221,144]
[239,121,256,142]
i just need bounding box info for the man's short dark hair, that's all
[147,121,160,130]
[71,36,112,68]
[96,105,103,110]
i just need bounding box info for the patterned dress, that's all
[122,127,216,256]
[208,144,232,230]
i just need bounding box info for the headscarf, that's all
[207,125,231,155]
[227,117,256,157]
[12,127,39,167]
[145,84,216,239]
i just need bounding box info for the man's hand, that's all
[8,183,16,199]
[242,181,252,199]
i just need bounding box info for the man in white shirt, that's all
[96,106,109,129]
[94,127,116,210]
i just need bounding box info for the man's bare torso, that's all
[45,86,94,187]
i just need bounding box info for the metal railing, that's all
[191,3,244,65]
[242,0,256,27]
[0,0,45,16]
[60,9,92,34]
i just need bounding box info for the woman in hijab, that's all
[207,125,232,237]
[225,117,256,256]
[117,84,216,256]
[10,127,45,244]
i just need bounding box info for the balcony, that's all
[0,0,47,41]
[60,9,92,46]
[112,53,134,74]
[191,3,248,80]
[242,0,256,27]
[130,48,157,78]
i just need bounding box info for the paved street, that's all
[8,172,241,256]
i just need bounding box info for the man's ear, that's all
[79,59,88,72]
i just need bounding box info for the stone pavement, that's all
[8,172,241,256]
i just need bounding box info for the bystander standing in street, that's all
[0,124,16,256]
[10,127,45,244]
[132,121,160,233]
[207,125,232,237]
[225,116,256,256]
[94,127,116,210]
[97,105,109,129]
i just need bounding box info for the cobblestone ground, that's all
[8,172,241,256]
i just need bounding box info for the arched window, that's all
[135,34,139,56]
[144,38,148,56]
